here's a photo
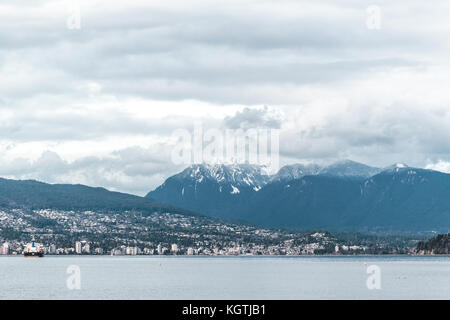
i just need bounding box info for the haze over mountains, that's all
[147,161,450,233]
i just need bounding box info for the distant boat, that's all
[23,236,44,258]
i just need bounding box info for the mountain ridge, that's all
[0,177,196,216]
[147,161,450,233]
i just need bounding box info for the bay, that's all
[0,256,448,300]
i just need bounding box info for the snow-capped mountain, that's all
[272,160,382,182]
[270,163,322,182]
[243,164,450,232]
[146,164,271,218]
[381,163,410,172]
[351,165,450,231]
[147,161,450,232]
[176,163,271,192]
[318,160,382,178]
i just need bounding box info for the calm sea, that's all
[0,256,448,300]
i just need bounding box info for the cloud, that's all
[224,106,283,129]
[426,161,450,174]
[1,1,450,193]
[1,0,444,104]
[0,148,184,196]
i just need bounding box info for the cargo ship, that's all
[23,236,44,257]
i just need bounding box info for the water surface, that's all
[0,256,448,300]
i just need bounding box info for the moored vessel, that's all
[23,236,44,258]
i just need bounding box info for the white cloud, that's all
[1,0,450,194]
[426,161,450,174]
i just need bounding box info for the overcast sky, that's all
[1,0,450,195]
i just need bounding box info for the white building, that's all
[0,243,9,255]
[111,248,122,256]
[125,247,139,255]
[49,244,57,255]
[171,244,179,254]
[143,248,154,255]
[75,241,82,254]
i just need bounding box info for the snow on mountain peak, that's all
[230,185,240,194]
[271,163,322,182]
[173,161,423,194]
[273,160,381,181]
[181,163,271,190]
[320,160,381,178]
[383,163,410,172]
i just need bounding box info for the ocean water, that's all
[0,256,448,300]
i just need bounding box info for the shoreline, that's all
[1,254,449,258]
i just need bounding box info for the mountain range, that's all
[0,159,448,234]
[147,161,450,233]
[0,170,420,256]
